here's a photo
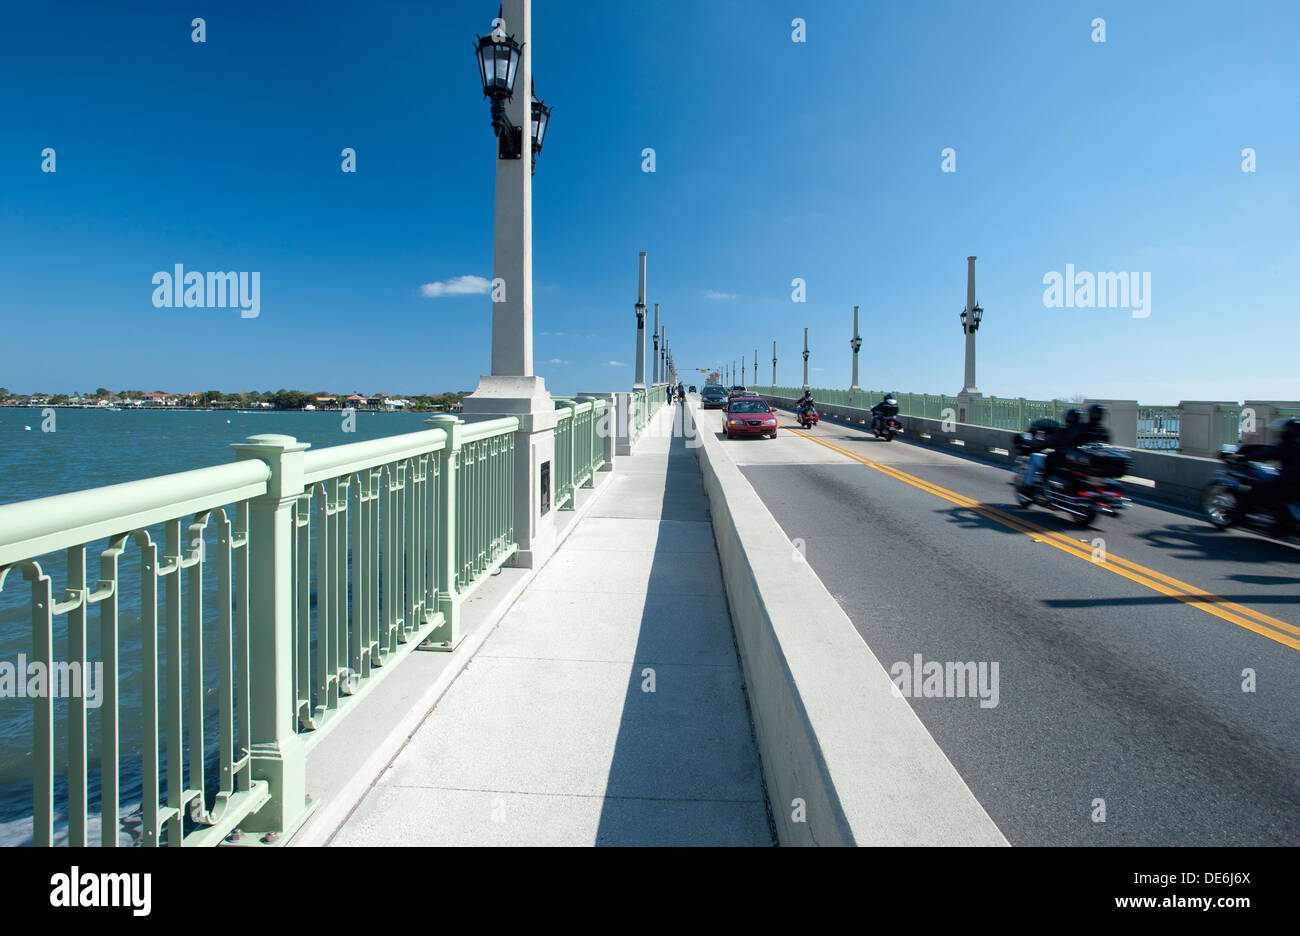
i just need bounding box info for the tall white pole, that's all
[802,327,809,390]
[634,251,647,389]
[962,256,979,395]
[772,340,777,386]
[487,0,533,376]
[849,304,862,406]
[652,302,659,384]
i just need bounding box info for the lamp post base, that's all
[461,375,558,570]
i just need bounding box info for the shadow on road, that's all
[1137,524,1300,564]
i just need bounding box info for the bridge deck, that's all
[332,402,774,845]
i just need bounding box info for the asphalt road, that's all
[701,403,1300,845]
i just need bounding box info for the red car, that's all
[724,396,779,439]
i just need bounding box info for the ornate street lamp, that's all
[960,303,983,333]
[474,29,525,160]
[530,88,551,175]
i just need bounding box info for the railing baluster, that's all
[138,536,160,847]
[98,537,125,846]
[29,565,54,846]
[217,512,236,806]
[67,543,88,846]
[185,518,207,823]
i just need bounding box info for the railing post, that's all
[555,400,577,509]
[579,392,617,470]
[425,415,464,650]
[229,433,313,841]
[615,391,634,455]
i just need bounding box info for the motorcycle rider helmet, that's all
[1064,408,1082,427]
[1273,417,1300,442]
[1087,403,1106,424]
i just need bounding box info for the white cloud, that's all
[420,275,491,297]
[546,358,569,365]
[607,360,627,367]
[703,290,737,301]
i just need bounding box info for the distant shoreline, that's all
[0,403,457,413]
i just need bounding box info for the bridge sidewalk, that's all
[330,401,774,846]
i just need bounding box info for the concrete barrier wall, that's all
[765,395,1221,511]
[690,405,1006,846]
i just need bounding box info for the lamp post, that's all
[633,251,647,389]
[959,256,983,408]
[772,341,777,386]
[461,0,559,576]
[652,303,660,384]
[802,327,810,390]
[849,305,862,406]
[753,349,757,386]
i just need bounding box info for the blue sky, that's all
[1,0,1297,402]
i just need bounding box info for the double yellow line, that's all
[780,421,1300,652]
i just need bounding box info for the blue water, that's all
[0,407,440,845]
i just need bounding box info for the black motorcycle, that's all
[872,413,903,442]
[1202,449,1299,540]
[1012,432,1131,527]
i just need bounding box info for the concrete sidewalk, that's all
[331,402,774,846]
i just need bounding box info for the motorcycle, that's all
[872,413,903,442]
[796,404,819,429]
[1011,435,1131,527]
[1202,448,1299,541]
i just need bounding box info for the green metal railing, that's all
[750,385,1238,452]
[1137,406,1180,451]
[0,414,519,847]
[553,397,609,511]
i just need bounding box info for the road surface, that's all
[700,403,1300,845]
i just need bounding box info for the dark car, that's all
[724,397,778,439]
[688,385,696,393]
[701,386,730,409]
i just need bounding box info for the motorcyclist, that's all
[1020,408,1083,493]
[870,392,899,433]
[1238,418,1300,525]
[677,381,686,404]
[796,389,816,422]
[1080,403,1112,445]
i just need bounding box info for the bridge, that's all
[2,0,1297,850]
[4,383,1296,846]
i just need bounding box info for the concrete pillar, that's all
[1241,400,1300,445]
[651,303,659,384]
[1084,399,1138,449]
[849,305,862,406]
[1177,401,1236,458]
[802,327,809,390]
[633,251,647,389]
[487,0,534,378]
[659,324,665,383]
[461,0,556,570]
[961,256,980,396]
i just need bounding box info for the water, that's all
[0,406,440,845]
[0,407,437,506]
